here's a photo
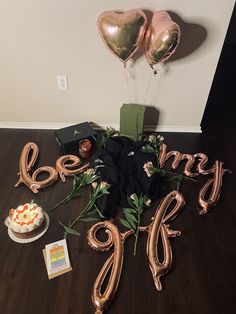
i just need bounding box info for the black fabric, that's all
[91,136,166,218]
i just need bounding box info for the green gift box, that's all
[120,104,146,141]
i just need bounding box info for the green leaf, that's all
[168,175,182,190]
[176,176,182,190]
[133,193,139,208]
[59,222,81,237]
[137,205,144,215]
[127,197,134,208]
[138,195,144,207]
[63,197,72,204]
[124,212,138,223]
[119,218,134,230]
[79,216,100,222]
[154,168,166,176]
[95,193,106,199]
[120,193,150,256]
[124,216,136,229]
[87,208,98,216]
[95,205,105,218]
[176,180,181,191]
[169,175,181,183]
[123,207,137,215]
[102,190,110,195]
[83,202,95,215]
[86,176,100,184]
[72,177,78,188]
[69,191,83,199]
[66,228,81,236]
[146,144,154,150]
[72,175,80,183]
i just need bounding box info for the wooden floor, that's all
[0,128,236,314]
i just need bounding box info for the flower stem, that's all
[69,198,95,229]
[133,234,138,256]
[133,215,140,256]
[49,195,72,212]
[165,169,197,182]
[154,167,198,183]
[48,179,86,212]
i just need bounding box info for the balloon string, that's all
[123,63,131,104]
[131,66,138,104]
[151,66,166,106]
[143,70,154,105]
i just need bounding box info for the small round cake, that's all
[8,202,46,239]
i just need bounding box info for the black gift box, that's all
[55,122,96,155]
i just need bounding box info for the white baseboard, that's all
[94,124,201,133]
[0,121,201,133]
[0,121,71,130]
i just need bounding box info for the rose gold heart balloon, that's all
[145,11,180,73]
[97,9,147,66]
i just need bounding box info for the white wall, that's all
[0,1,234,131]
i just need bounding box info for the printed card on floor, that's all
[43,239,72,279]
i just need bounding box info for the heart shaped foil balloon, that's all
[145,11,181,71]
[97,9,147,65]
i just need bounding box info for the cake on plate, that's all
[8,202,46,239]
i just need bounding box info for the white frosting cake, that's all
[9,202,45,234]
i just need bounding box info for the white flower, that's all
[130,193,135,200]
[145,199,151,206]
[157,135,164,141]
[143,161,154,177]
[92,182,98,189]
[99,181,108,190]
[148,134,156,142]
[106,126,115,134]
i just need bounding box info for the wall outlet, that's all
[57,75,69,91]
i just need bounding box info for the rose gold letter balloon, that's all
[194,153,214,175]
[56,155,89,182]
[166,151,198,178]
[145,11,180,73]
[97,9,147,66]
[15,142,58,193]
[198,160,230,215]
[87,221,124,314]
[146,190,185,291]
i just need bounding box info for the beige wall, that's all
[0,1,234,131]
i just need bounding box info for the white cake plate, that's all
[5,213,50,244]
